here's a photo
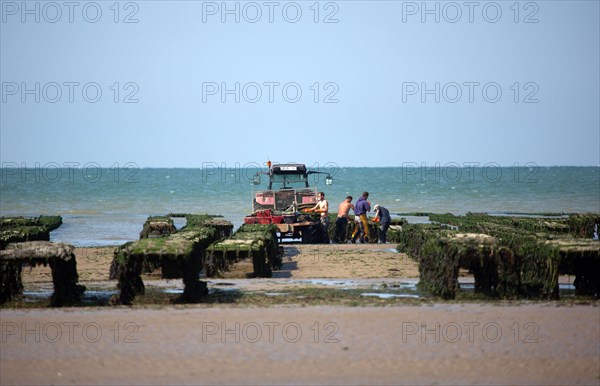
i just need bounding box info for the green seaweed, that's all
[206,224,281,278]
[0,241,84,306]
[395,213,599,300]
[110,214,230,305]
[0,216,62,249]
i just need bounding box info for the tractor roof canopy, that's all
[271,164,307,175]
[270,164,309,189]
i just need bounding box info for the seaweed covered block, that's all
[202,218,234,240]
[236,224,280,264]
[454,233,499,296]
[174,226,218,248]
[395,224,445,261]
[0,258,22,304]
[0,215,62,231]
[428,213,565,299]
[492,231,561,299]
[0,216,62,249]
[568,213,600,239]
[549,238,600,297]
[414,230,522,299]
[0,226,50,250]
[128,235,195,257]
[571,250,599,297]
[109,213,233,304]
[495,247,521,299]
[166,213,187,218]
[110,243,145,305]
[0,241,84,306]
[206,223,282,277]
[0,215,62,250]
[397,213,599,300]
[110,225,220,305]
[0,217,33,229]
[466,221,562,299]
[207,239,271,278]
[205,240,247,276]
[386,225,404,244]
[418,233,503,299]
[111,238,194,305]
[184,214,223,229]
[418,238,461,300]
[428,213,461,227]
[37,216,63,232]
[183,214,233,240]
[139,216,176,239]
[429,212,571,235]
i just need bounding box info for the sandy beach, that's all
[2,244,599,385]
[2,304,599,385]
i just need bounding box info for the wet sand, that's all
[20,243,421,283]
[4,244,599,385]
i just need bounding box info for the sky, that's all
[1,0,599,168]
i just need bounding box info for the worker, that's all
[335,196,354,243]
[372,204,391,243]
[311,191,330,243]
[351,192,371,243]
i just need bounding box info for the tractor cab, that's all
[268,164,310,190]
[244,162,333,243]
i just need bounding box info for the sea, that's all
[1,165,598,246]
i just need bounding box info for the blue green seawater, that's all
[1,166,598,246]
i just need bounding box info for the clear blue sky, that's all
[1,0,599,167]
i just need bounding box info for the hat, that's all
[373,204,379,211]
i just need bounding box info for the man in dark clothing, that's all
[351,192,371,243]
[373,204,391,243]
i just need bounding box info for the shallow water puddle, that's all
[361,292,420,299]
[22,288,118,303]
[162,288,183,294]
[17,277,580,304]
[22,290,53,302]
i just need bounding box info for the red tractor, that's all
[243,163,333,243]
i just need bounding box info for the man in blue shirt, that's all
[351,191,371,243]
